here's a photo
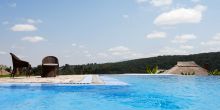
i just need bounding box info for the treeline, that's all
[0,65,11,73]
[32,52,220,75]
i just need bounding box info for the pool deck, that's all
[0,74,173,85]
[0,75,105,84]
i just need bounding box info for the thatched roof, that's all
[166,61,208,75]
[0,70,11,75]
[176,61,198,67]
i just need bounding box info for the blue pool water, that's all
[1,75,220,110]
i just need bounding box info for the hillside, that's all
[57,52,220,74]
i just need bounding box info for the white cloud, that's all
[136,0,147,4]
[21,36,45,43]
[83,50,89,54]
[191,0,200,3]
[146,31,167,39]
[109,46,130,52]
[27,19,42,24]
[194,5,207,12]
[108,46,144,59]
[0,51,7,55]
[201,41,220,46]
[97,53,109,58]
[108,46,130,55]
[79,45,85,48]
[17,55,27,59]
[11,24,37,32]
[71,43,77,46]
[2,21,9,25]
[149,0,172,7]
[11,45,25,50]
[129,53,144,59]
[9,3,16,7]
[154,4,207,25]
[122,14,129,19]
[159,46,191,55]
[213,33,220,40]
[201,33,220,46]
[172,34,197,43]
[85,54,92,57]
[180,45,194,50]
[121,52,144,59]
[136,0,172,7]
[64,55,71,58]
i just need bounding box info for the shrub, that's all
[146,65,158,74]
[209,69,220,75]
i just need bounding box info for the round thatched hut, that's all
[0,69,10,75]
[166,61,208,75]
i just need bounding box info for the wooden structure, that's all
[41,56,59,77]
[166,61,208,75]
[10,53,31,77]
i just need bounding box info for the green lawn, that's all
[0,74,10,78]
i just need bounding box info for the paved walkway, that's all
[0,75,105,84]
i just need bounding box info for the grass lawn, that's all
[0,74,10,78]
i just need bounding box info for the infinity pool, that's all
[1,75,220,110]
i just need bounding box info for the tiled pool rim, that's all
[0,74,177,86]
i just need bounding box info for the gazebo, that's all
[166,61,209,75]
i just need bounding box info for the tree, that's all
[0,65,9,75]
[58,52,220,74]
[0,65,2,75]
[146,65,151,73]
[152,65,158,74]
[32,65,42,76]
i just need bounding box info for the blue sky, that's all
[0,0,220,67]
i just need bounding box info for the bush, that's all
[146,65,158,74]
[209,69,220,75]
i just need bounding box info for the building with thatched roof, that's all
[166,61,209,75]
[0,65,11,75]
[0,70,10,75]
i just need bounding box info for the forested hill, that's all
[59,52,220,74]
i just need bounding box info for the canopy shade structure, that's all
[10,53,31,77]
[166,61,209,75]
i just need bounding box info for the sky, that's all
[0,0,220,67]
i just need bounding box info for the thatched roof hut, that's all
[166,61,208,75]
[0,69,11,75]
